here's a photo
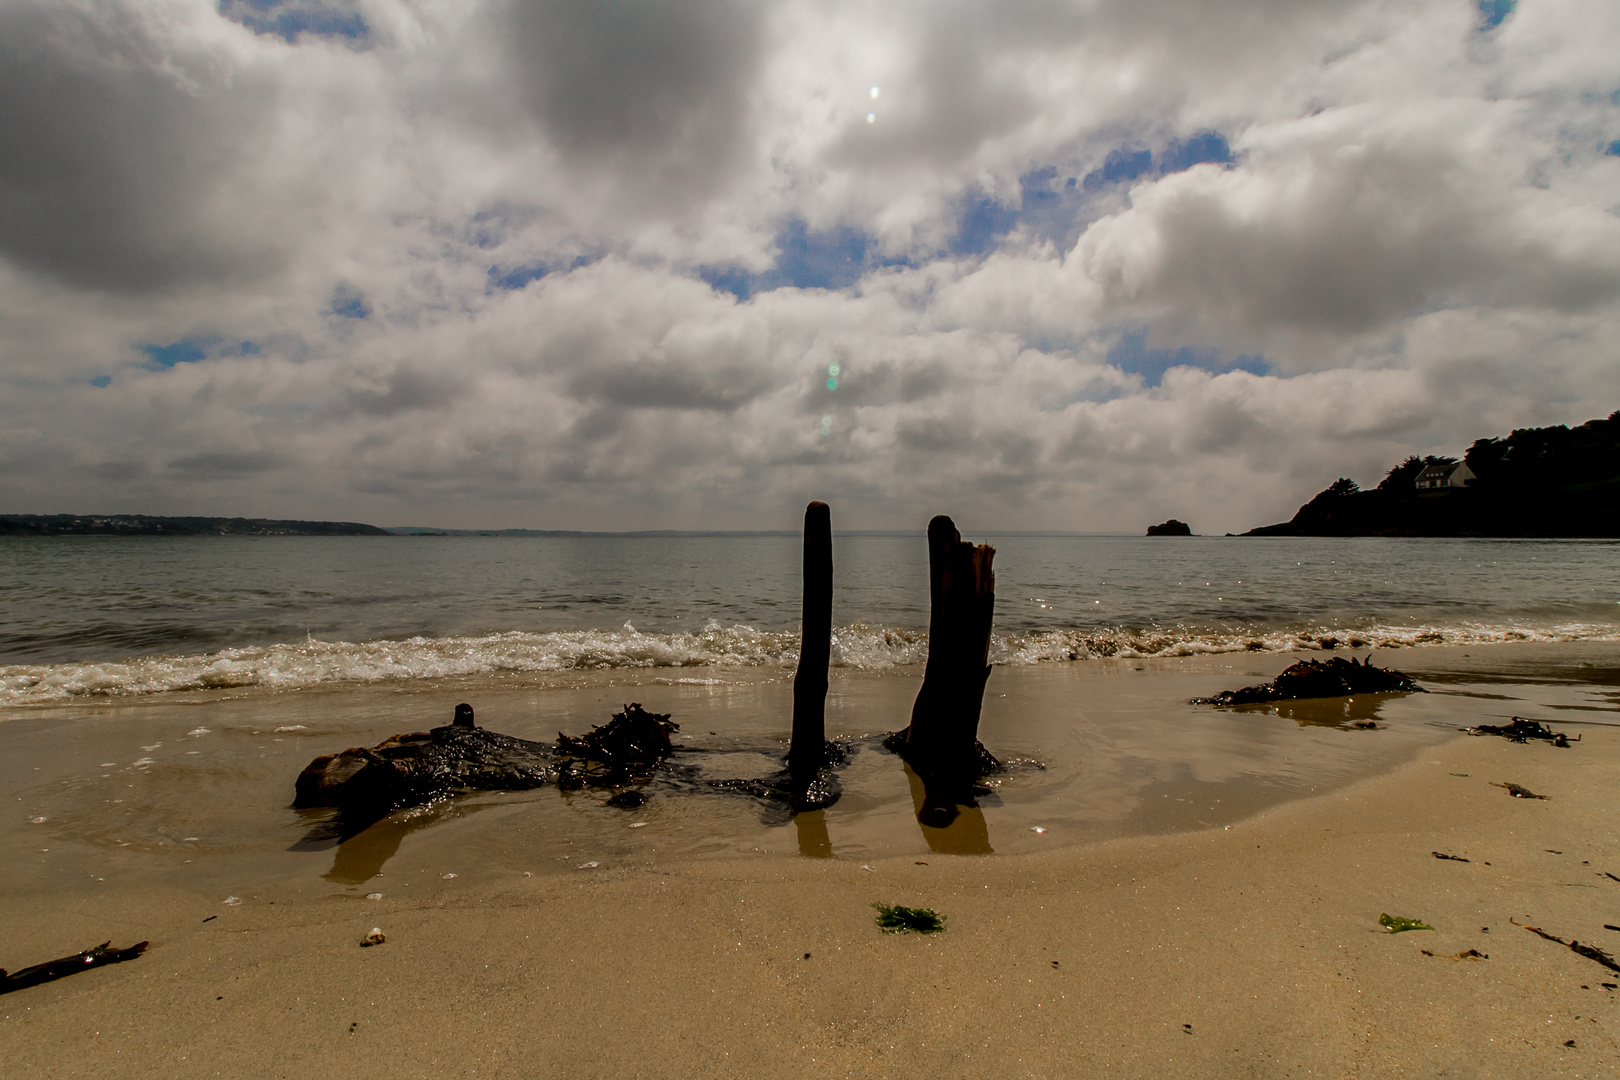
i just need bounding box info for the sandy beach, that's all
[4,642,1618,1077]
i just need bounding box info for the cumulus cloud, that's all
[0,0,1616,532]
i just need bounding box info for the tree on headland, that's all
[1326,477,1360,496]
[1244,410,1620,537]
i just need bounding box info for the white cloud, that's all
[0,0,1616,531]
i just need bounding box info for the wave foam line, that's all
[1,619,1616,706]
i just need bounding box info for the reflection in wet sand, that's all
[292,801,496,885]
[1263,693,1401,728]
[794,810,832,858]
[904,763,993,855]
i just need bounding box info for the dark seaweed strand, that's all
[1513,918,1620,974]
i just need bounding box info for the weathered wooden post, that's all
[892,515,999,777]
[788,501,832,776]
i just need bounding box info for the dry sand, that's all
[4,645,1619,1078]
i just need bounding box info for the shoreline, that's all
[3,641,1617,1075]
[4,698,1618,1075]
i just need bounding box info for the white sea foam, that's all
[0,618,1615,707]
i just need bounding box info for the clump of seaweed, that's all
[1465,717,1578,747]
[555,703,678,787]
[1422,948,1487,961]
[1196,656,1422,707]
[875,903,945,935]
[1380,913,1434,934]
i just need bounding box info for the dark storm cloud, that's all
[0,2,274,293]
[503,0,765,203]
[166,450,287,475]
[563,356,777,413]
[344,366,467,418]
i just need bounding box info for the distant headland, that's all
[1244,411,1620,538]
[0,514,389,537]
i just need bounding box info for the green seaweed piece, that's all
[875,903,945,935]
[1380,913,1435,934]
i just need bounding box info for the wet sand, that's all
[3,642,1619,1076]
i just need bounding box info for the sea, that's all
[2,533,1618,887]
[2,532,1617,705]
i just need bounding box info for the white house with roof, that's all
[1414,461,1476,490]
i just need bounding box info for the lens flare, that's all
[828,362,841,377]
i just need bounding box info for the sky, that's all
[1,0,1617,533]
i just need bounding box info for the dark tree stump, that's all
[889,515,1001,778]
[789,501,833,776]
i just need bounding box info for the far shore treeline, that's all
[0,515,390,537]
[1244,410,1620,538]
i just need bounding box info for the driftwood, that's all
[1466,716,1578,747]
[294,703,677,828]
[1,941,148,995]
[789,501,834,775]
[1196,655,1422,706]
[1492,781,1547,799]
[294,703,557,818]
[886,516,1001,779]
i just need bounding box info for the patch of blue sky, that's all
[331,286,370,319]
[1082,132,1232,191]
[705,133,1235,296]
[487,254,594,292]
[952,133,1234,257]
[1608,140,1620,157]
[1160,132,1235,174]
[699,220,912,300]
[89,375,112,388]
[219,1,369,44]
[1108,330,1268,387]
[140,336,219,369]
[138,337,260,370]
[955,196,1022,257]
[1478,0,1516,30]
[1081,148,1153,191]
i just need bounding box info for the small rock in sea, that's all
[362,927,386,947]
[1146,519,1193,536]
[365,892,383,900]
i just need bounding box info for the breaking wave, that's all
[1,618,1616,707]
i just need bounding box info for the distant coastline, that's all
[0,514,388,537]
[1243,411,1620,538]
